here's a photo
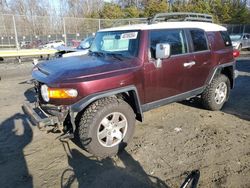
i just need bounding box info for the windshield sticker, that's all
[120,32,138,40]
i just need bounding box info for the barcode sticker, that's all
[120,32,138,40]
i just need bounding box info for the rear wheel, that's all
[201,74,230,111]
[75,97,135,158]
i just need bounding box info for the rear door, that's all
[185,29,212,90]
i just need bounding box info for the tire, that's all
[201,74,230,111]
[75,97,135,158]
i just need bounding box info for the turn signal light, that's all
[48,88,78,99]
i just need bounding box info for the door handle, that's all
[183,61,196,67]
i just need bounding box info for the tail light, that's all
[233,49,240,58]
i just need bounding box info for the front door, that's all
[144,29,192,103]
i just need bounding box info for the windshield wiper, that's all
[106,53,124,61]
[89,50,105,57]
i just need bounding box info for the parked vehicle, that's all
[56,36,94,58]
[23,13,237,158]
[41,40,65,49]
[20,41,31,48]
[71,39,81,48]
[20,40,44,49]
[230,33,250,50]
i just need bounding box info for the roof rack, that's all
[148,12,213,24]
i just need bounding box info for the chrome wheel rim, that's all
[215,82,227,104]
[97,112,128,147]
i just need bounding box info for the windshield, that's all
[90,30,140,58]
[78,37,94,49]
[230,34,242,41]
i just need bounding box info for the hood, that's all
[32,54,140,84]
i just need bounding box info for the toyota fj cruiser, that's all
[23,13,237,157]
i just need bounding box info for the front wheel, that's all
[201,74,230,111]
[75,97,135,158]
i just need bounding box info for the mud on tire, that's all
[201,74,230,111]
[75,97,135,158]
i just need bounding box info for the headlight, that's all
[40,84,78,102]
[41,84,49,102]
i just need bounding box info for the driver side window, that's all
[149,29,187,59]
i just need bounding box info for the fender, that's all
[206,61,236,88]
[69,85,143,133]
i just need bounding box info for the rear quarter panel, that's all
[207,31,234,66]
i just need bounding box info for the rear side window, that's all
[190,29,208,52]
[150,29,187,58]
[220,31,232,47]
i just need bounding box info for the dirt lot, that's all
[0,57,249,188]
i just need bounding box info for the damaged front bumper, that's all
[23,101,77,140]
[22,102,62,130]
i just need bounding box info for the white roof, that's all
[100,21,227,32]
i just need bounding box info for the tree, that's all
[229,0,250,24]
[99,3,124,19]
[209,0,232,23]
[144,0,168,17]
[124,6,140,18]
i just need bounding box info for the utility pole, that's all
[63,17,67,46]
[12,15,19,50]
[168,0,173,12]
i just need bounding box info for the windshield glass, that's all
[78,37,94,49]
[90,30,140,58]
[230,35,242,41]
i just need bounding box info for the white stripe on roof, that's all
[100,22,227,32]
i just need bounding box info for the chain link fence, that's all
[0,14,147,49]
[223,24,250,34]
[0,14,250,49]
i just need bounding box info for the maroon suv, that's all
[23,13,236,157]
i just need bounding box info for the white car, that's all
[56,37,94,58]
[42,40,65,49]
[230,34,250,50]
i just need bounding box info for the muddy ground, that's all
[0,57,249,188]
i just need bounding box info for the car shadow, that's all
[222,59,250,121]
[23,87,37,103]
[18,79,37,103]
[0,113,33,188]
[60,141,170,188]
[180,59,250,121]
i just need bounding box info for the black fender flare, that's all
[206,61,236,89]
[69,86,143,133]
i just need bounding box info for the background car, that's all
[230,33,250,50]
[56,36,94,58]
[41,40,65,49]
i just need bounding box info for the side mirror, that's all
[156,43,171,59]
[154,43,171,68]
[243,36,248,40]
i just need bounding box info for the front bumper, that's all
[22,102,61,129]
